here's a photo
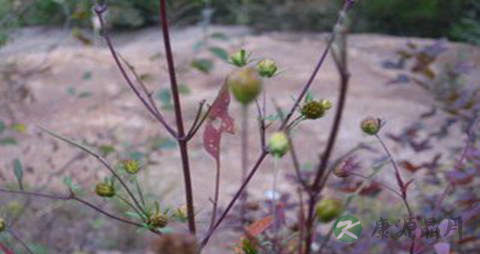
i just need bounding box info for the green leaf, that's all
[158,227,175,234]
[11,123,26,133]
[0,137,17,145]
[0,120,5,134]
[151,137,177,150]
[191,59,214,74]
[63,176,81,193]
[82,71,92,80]
[78,91,92,98]
[128,151,145,161]
[210,32,228,41]
[156,89,173,109]
[99,144,115,156]
[67,86,76,95]
[305,92,314,103]
[13,158,24,190]
[209,47,229,61]
[178,84,191,95]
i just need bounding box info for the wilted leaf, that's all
[203,84,235,161]
[246,216,273,237]
[400,160,422,173]
[191,59,214,74]
[209,47,229,61]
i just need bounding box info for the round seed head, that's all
[227,67,263,105]
[268,132,289,158]
[315,199,343,223]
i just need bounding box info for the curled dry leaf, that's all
[203,83,235,161]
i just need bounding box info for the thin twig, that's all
[38,126,148,217]
[7,228,34,254]
[0,188,149,230]
[94,4,177,138]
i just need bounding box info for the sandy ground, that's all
[0,25,479,253]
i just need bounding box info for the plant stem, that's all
[240,105,249,224]
[200,151,268,248]
[375,134,415,254]
[159,0,196,235]
[0,188,148,230]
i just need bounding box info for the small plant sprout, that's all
[0,217,5,232]
[95,182,115,198]
[227,67,263,105]
[257,59,278,78]
[315,199,343,223]
[268,131,289,158]
[229,49,250,67]
[121,159,141,174]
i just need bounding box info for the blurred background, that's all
[1,0,480,46]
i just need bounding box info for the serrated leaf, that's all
[0,137,17,145]
[209,47,229,61]
[13,158,24,190]
[191,59,214,74]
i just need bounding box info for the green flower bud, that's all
[268,132,289,158]
[95,183,115,198]
[227,67,263,105]
[257,59,278,78]
[315,199,343,223]
[229,49,249,67]
[148,213,168,228]
[360,117,382,135]
[0,217,5,232]
[122,159,140,174]
[301,100,325,119]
